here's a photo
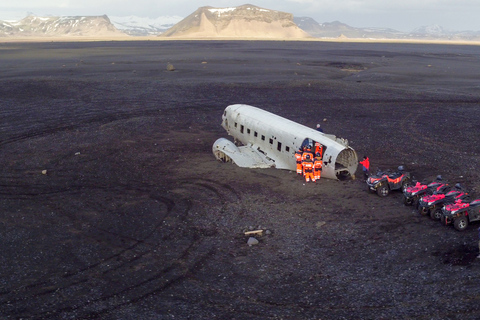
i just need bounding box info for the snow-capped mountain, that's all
[411,24,446,35]
[160,5,309,39]
[1,11,479,40]
[110,15,183,36]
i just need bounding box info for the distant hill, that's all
[294,18,405,39]
[294,17,480,41]
[160,4,310,39]
[110,15,183,36]
[0,15,126,37]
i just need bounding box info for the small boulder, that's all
[166,63,175,71]
[316,221,326,228]
[247,237,259,246]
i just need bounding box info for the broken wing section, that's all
[212,138,275,169]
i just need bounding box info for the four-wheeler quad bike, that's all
[367,166,411,197]
[441,199,480,231]
[416,182,451,215]
[402,177,445,208]
[417,184,470,220]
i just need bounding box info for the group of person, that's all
[295,142,323,182]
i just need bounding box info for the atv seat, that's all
[470,199,480,206]
[388,172,402,179]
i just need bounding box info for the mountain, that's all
[160,4,310,39]
[408,25,480,41]
[294,17,480,41]
[110,15,183,36]
[294,17,410,39]
[0,15,126,37]
[1,10,479,41]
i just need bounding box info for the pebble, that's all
[247,237,259,246]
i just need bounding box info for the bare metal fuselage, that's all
[212,104,358,180]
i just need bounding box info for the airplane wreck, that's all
[212,104,358,180]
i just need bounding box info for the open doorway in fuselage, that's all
[301,138,326,159]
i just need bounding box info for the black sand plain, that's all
[1,40,480,319]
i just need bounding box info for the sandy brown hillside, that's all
[0,15,126,38]
[160,4,311,39]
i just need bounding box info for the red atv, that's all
[441,199,480,231]
[367,166,411,197]
[418,184,469,220]
[402,177,445,208]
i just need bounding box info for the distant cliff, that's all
[0,15,126,37]
[160,4,310,39]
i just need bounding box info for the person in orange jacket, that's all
[301,146,314,177]
[294,148,303,175]
[301,146,314,161]
[359,155,370,180]
[302,154,315,182]
[314,142,323,158]
[313,153,323,181]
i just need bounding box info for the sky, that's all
[1,0,479,32]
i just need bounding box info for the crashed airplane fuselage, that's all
[212,104,358,180]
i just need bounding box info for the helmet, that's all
[315,153,321,157]
[436,175,443,181]
[398,165,404,171]
[306,154,311,159]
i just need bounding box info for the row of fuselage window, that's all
[234,121,291,153]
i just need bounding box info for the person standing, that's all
[294,148,303,175]
[301,146,314,162]
[313,153,323,181]
[314,141,323,158]
[359,155,370,180]
[302,154,315,182]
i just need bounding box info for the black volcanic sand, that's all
[1,40,480,319]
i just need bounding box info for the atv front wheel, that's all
[401,179,411,193]
[418,206,428,216]
[376,184,389,197]
[402,194,412,205]
[454,217,468,231]
[430,207,442,220]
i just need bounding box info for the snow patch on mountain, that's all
[110,15,183,35]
